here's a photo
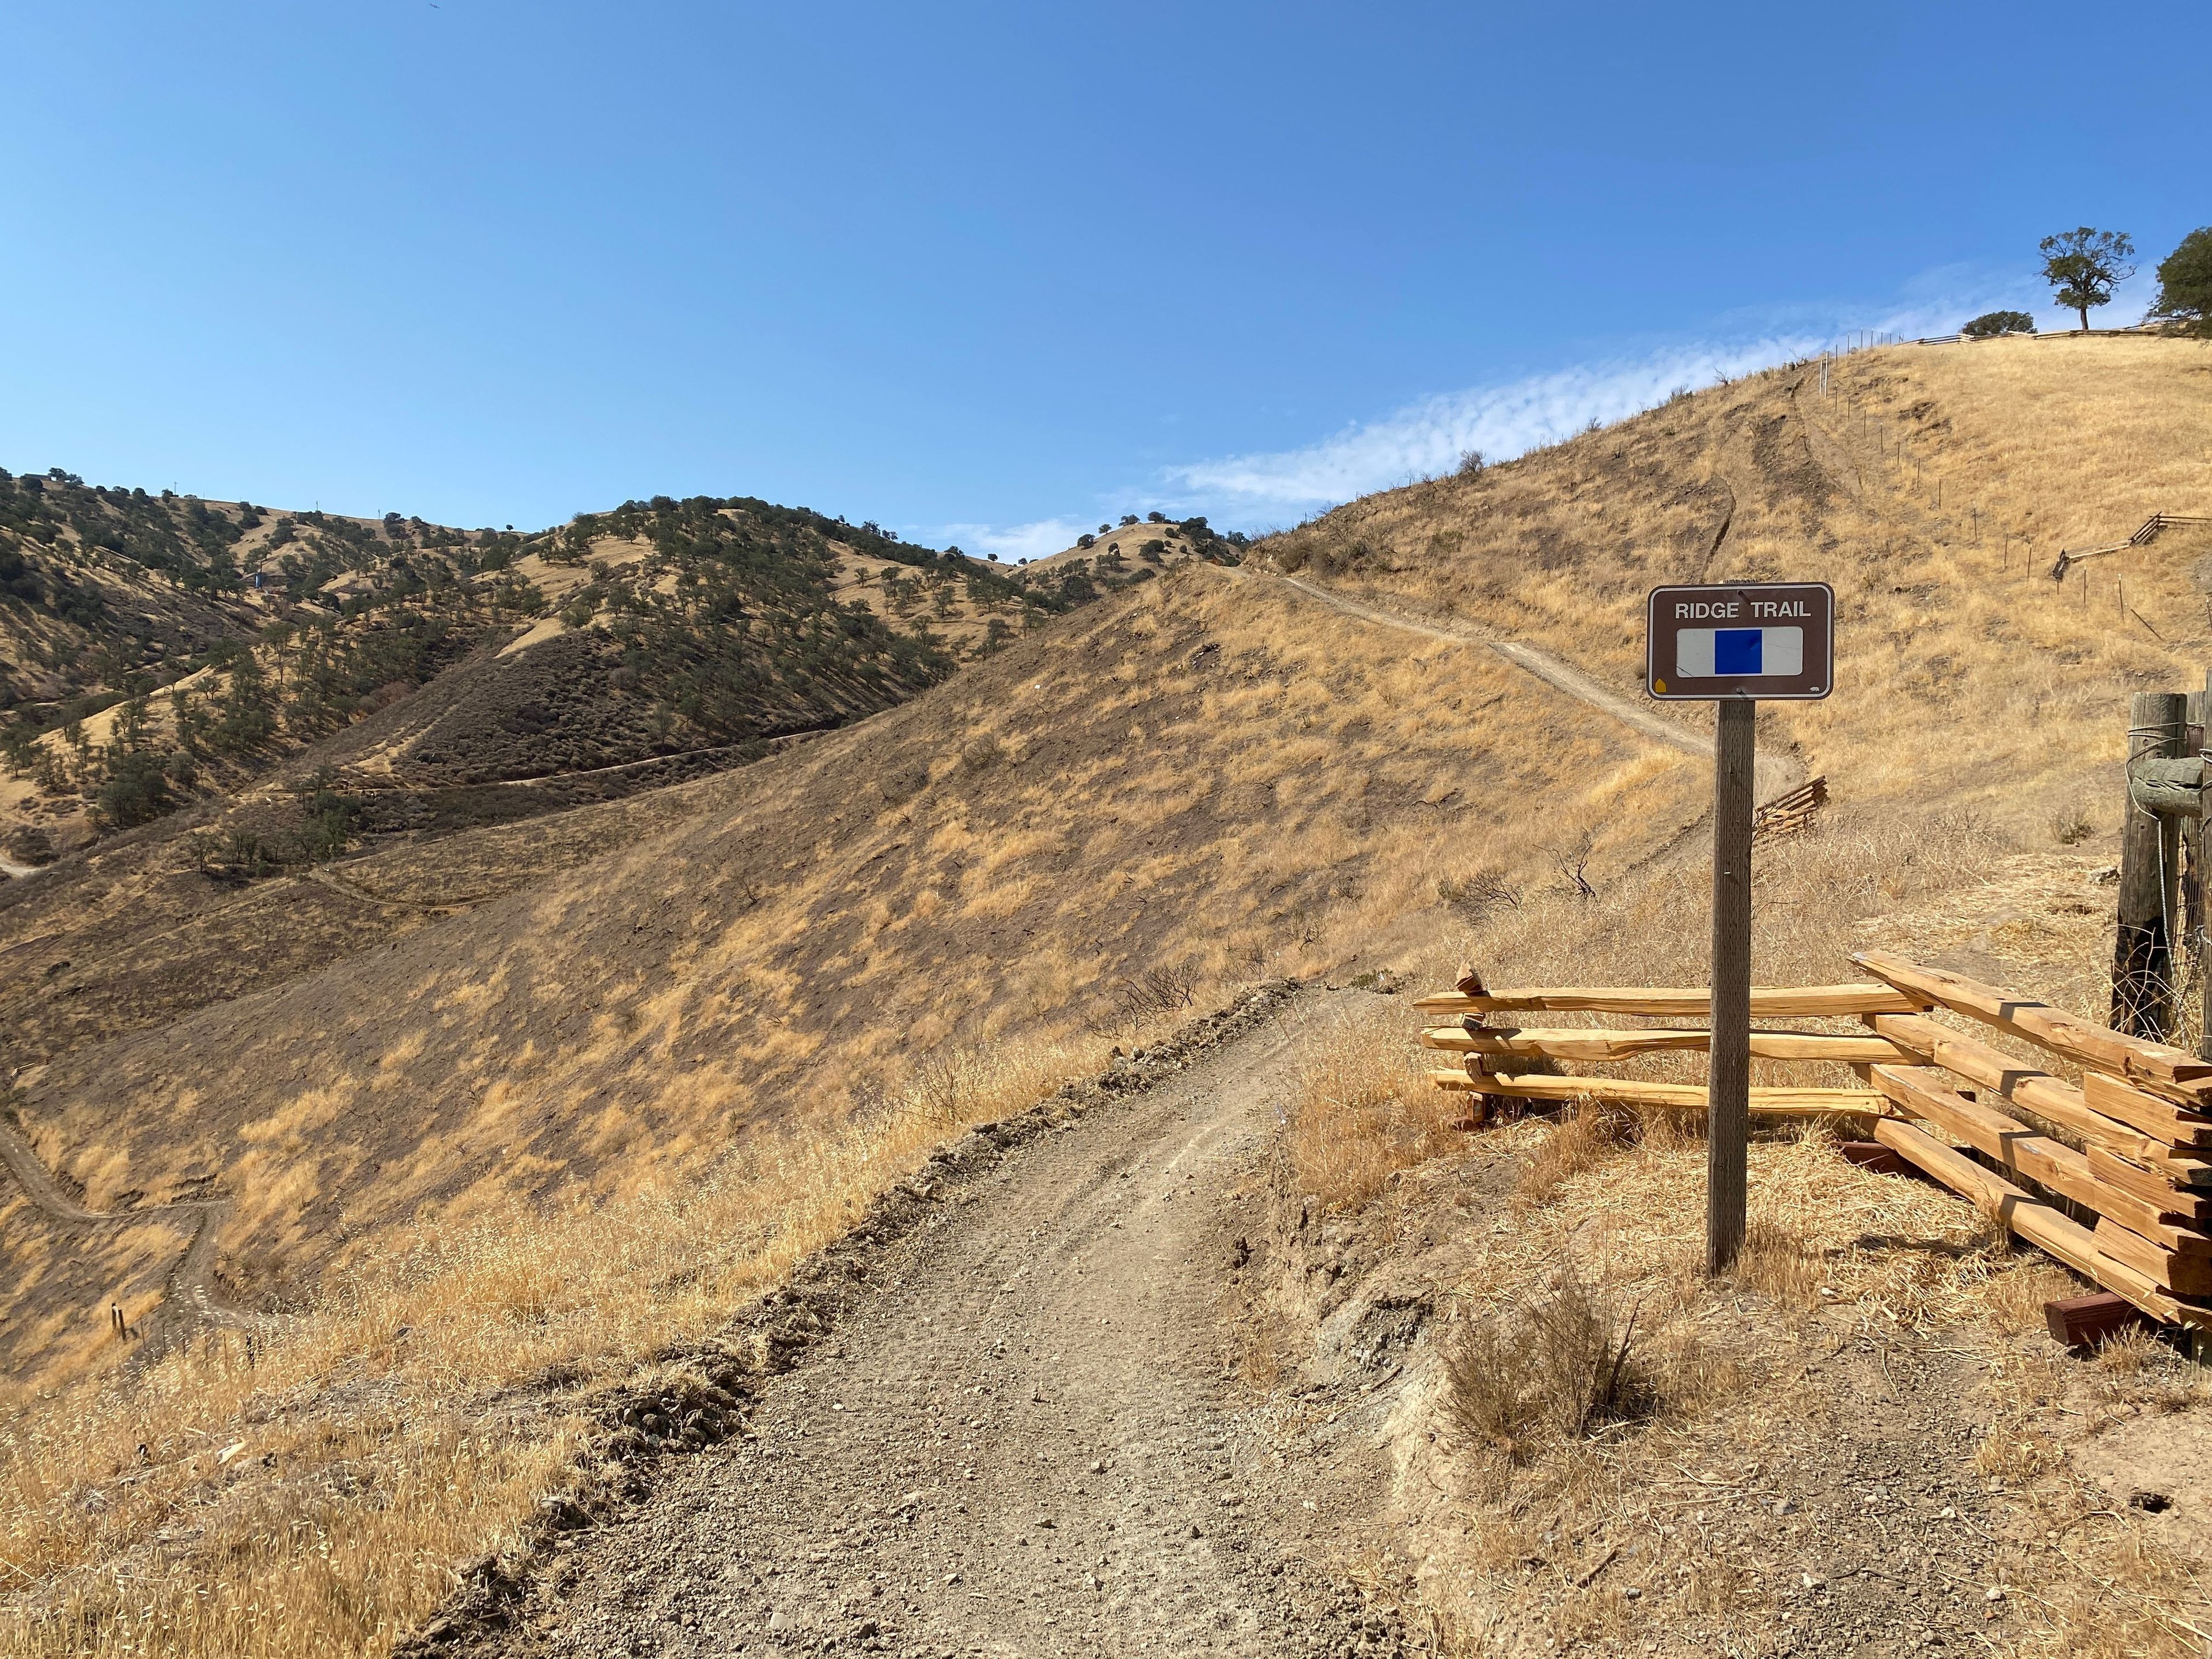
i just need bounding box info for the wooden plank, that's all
[1869,1066,2210,1249]
[1461,1071,1883,1117]
[1839,1140,1906,1175]
[1421,1027,1911,1063]
[2045,1291,2150,1349]
[2082,1071,2212,1148]
[2085,1146,2212,1222]
[1869,1119,2195,1326]
[2138,1146,2212,1189]
[1412,983,1926,1018]
[1865,1014,2168,1160]
[1854,950,2212,1096]
[2095,1219,2212,1296]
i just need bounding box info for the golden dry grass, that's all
[11,331,2212,1658]
[1285,1003,1465,1210]
[0,1034,1086,1658]
[1264,333,2212,849]
[1313,787,2212,1653]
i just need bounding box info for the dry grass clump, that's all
[1286,1005,1461,1210]
[1510,1101,1642,1211]
[0,1032,1088,1659]
[1730,1200,1826,1308]
[1438,1267,1662,1458]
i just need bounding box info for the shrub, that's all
[91,751,175,831]
[1439,1269,1657,1457]
[1962,309,2036,338]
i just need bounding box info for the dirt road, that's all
[0,1116,243,1359]
[486,999,1414,1659]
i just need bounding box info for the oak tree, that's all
[2039,227,2135,332]
[2147,227,2212,336]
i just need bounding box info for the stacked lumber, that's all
[1752,775,1827,843]
[1852,952,2212,1330]
[1419,954,2212,1332]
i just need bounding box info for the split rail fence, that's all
[1419,950,2212,1334]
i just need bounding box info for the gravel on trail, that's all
[476,988,1413,1659]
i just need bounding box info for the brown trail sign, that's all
[1643,582,1835,1272]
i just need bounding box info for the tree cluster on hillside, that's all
[2,597,487,835]
[563,496,967,740]
[1,476,1252,851]
[2031,225,2212,336]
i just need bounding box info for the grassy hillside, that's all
[5,562,1669,1377]
[0,486,1171,870]
[1263,333,2212,857]
[6,334,2210,1658]
[0,488,1205,1063]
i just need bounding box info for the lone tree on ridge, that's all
[2039,227,2135,332]
[2147,227,2212,336]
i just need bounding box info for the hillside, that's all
[0,485,1179,872]
[1263,333,2212,872]
[7,335,2212,1659]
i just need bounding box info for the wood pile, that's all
[1751,775,1826,843]
[1419,951,2212,1333]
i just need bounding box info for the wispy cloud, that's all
[1166,338,1822,518]
[935,517,1085,563]
[935,266,2119,550]
[1164,269,2052,524]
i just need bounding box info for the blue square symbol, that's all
[1714,628,1762,675]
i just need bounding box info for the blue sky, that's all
[1,2,2203,557]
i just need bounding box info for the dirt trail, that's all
[1251,570,1805,804]
[486,999,1414,1659]
[0,1115,240,1356]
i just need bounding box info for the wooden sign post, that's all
[1647,583,1835,1272]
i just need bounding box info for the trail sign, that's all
[1643,581,1836,1274]
[1646,582,1834,701]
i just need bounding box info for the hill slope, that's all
[7,333,2212,1659]
[0,485,1165,868]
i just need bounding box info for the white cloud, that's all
[934,517,1085,563]
[1165,338,1824,518]
[1161,268,2067,524]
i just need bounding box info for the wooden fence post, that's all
[1707,700,1756,1273]
[2114,691,2188,1038]
[2200,672,2212,1062]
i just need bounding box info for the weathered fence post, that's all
[2200,671,2212,1062]
[1707,699,1755,1273]
[2113,691,2188,1038]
